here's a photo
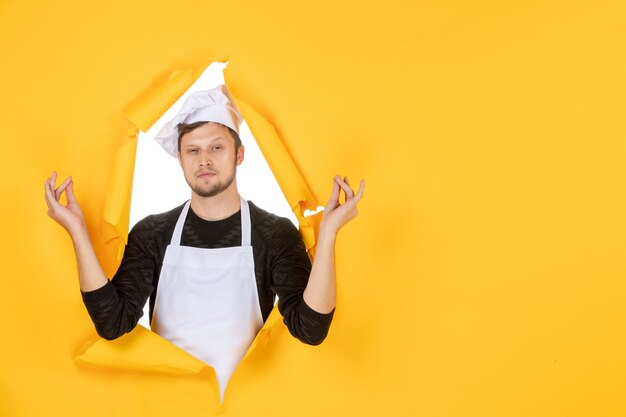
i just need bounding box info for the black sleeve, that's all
[80,216,157,340]
[270,217,334,345]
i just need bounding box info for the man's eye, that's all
[212,146,223,151]
[187,149,198,153]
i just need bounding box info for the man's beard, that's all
[189,168,237,198]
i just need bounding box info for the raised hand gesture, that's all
[320,175,365,236]
[44,171,85,236]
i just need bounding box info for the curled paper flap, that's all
[234,98,316,210]
[233,97,322,252]
[241,306,283,361]
[74,325,221,408]
[74,310,283,405]
[101,124,138,253]
[75,325,210,376]
[294,200,325,256]
[124,62,213,132]
[101,62,216,261]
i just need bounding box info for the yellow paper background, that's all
[1,1,626,416]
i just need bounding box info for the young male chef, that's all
[44,84,365,400]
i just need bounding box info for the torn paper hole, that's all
[129,61,298,332]
[80,60,323,408]
[125,62,302,401]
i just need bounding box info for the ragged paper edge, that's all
[101,61,215,261]
[101,123,138,251]
[233,98,322,255]
[74,325,210,376]
[79,59,324,400]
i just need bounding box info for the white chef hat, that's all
[154,84,243,157]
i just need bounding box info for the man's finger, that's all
[44,181,60,209]
[354,179,365,202]
[44,182,51,204]
[329,176,341,201]
[342,176,354,194]
[336,176,355,199]
[325,180,341,213]
[66,180,77,204]
[54,176,72,200]
[45,178,55,199]
[47,173,57,192]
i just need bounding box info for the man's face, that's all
[177,122,244,198]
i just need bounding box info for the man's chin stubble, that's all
[189,172,236,198]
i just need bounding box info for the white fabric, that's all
[151,197,263,402]
[154,84,243,157]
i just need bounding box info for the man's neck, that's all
[189,188,241,221]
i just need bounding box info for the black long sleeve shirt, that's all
[81,201,334,345]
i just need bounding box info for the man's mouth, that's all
[197,171,217,178]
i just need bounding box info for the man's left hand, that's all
[320,175,365,236]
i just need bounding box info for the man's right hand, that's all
[44,171,86,236]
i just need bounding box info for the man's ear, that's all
[236,145,245,166]
[177,152,182,167]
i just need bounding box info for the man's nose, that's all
[199,153,213,166]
